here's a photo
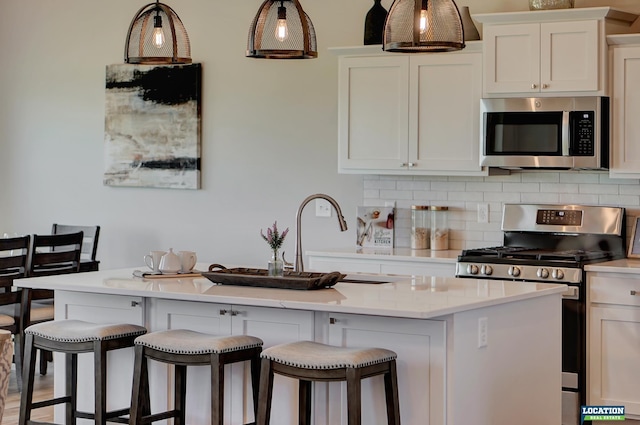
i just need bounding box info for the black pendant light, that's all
[383,0,465,53]
[125,0,192,64]
[247,0,318,59]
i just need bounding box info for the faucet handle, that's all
[282,251,294,271]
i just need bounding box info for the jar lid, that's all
[411,205,430,210]
[430,206,448,211]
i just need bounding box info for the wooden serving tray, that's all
[202,265,345,290]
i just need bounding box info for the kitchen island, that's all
[16,267,565,425]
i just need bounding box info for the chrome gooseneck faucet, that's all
[294,194,348,272]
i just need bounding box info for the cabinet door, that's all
[230,305,315,425]
[610,46,640,178]
[483,23,540,94]
[338,56,409,171]
[540,20,599,93]
[326,313,446,425]
[54,291,145,425]
[409,53,483,173]
[589,306,640,415]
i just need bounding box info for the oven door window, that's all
[485,112,563,155]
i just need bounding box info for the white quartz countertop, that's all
[306,248,460,263]
[585,258,640,273]
[15,266,565,320]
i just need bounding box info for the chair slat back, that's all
[51,224,100,262]
[29,232,83,277]
[0,236,30,291]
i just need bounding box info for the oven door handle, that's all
[563,286,579,300]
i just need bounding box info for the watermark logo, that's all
[581,406,625,423]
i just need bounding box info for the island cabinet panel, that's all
[54,291,145,425]
[323,313,446,425]
[588,273,640,418]
[149,299,315,425]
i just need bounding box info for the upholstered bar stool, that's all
[18,319,147,425]
[256,341,401,425]
[129,329,263,425]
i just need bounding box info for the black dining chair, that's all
[51,224,100,272]
[0,235,30,389]
[23,231,84,375]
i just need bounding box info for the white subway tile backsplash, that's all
[521,171,560,183]
[560,173,600,183]
[521,192,560,204]
[579,184,618,195]
[503,183,540,193]
[599,194,640,206]
[540,183,580,194]
[364,179,397,190]
[465,182,503,192]
[396,180,431,191]
[558,193,600,205]
[431,181,467,192]
[363,172,640,249]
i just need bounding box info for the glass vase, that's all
[268,250,284,277]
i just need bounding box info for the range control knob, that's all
[480,265,493,276]
[466,264,479,275]
[552,269,565,280]
[508,266,521,277]
[537,268,550,279]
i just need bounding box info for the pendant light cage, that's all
[125,2,192,64]
[247,0,318,59]
[383,0,465,53]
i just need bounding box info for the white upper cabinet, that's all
[475,7,638,97]
[608,35,640,179]
[332,43,486,176]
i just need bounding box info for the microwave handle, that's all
[562,111,570,156]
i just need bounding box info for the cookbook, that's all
[356,206,394,248]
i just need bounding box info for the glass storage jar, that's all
[430,206,449,250]
[411,205,430,250]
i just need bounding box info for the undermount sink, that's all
[338,277,390,285]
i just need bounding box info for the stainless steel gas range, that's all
[456,204,626,425]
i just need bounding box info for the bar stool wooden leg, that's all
[18,334,36,425]
[130,344,151,424]
[66,353,78,425]
[299,380,312,425]
[174,364,187,425]
[346,367,362,425]
[256,358,275,425]
[94,342,108,425]
[385,360,401,425]
[211,353,224,425]
[250,353,261,419]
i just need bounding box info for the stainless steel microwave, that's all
[480,97,609,170]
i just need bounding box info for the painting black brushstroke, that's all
[103,63,202,189]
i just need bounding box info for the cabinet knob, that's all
[407,162,416,168]
[329,317,339,324]
[542,83,549,89]
[631,290,639,296]
[531,83,538,89]
[400,163,407,167]
[131,301,140,307]
[219,309,228,315]
[230,310,239,316]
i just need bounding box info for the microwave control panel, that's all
[570,111,595,156]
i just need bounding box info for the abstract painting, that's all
[103,63,201,189]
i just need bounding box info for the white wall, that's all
[1,0,639,269]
